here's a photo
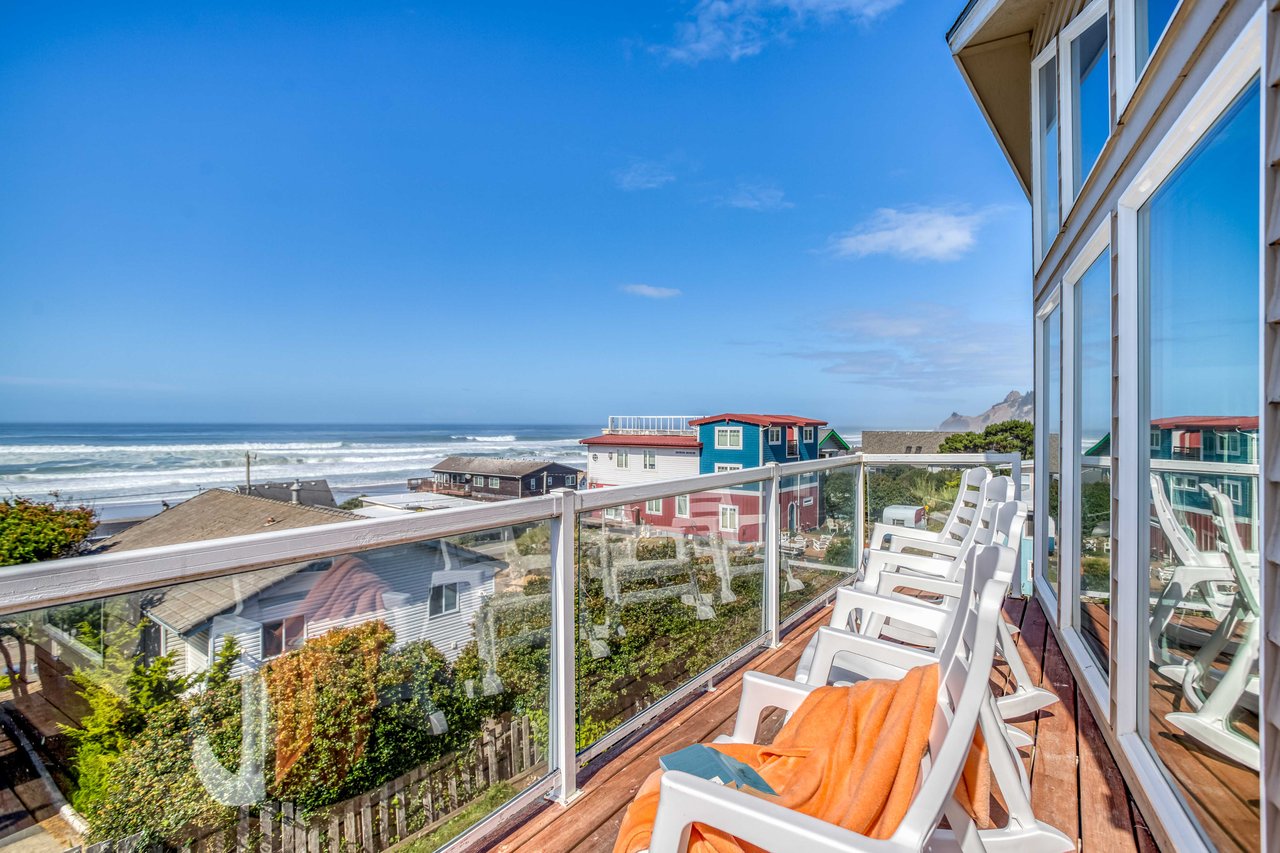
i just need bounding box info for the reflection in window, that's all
[1071,17,1110,195]
[1037,56,1060,254]
[1076,248,1111,670]
[1044,304,1062,592]
[1141,80,1259,849]
[1135,0,1178,73]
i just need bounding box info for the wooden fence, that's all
[75,714,543,853]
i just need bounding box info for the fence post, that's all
[549,487,579,804]
[854,458,867,571]
[763,463,781,647]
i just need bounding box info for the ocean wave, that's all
[451,434,517,442]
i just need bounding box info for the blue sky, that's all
[0,0,1032,428]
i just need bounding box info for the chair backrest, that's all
[1200,484,1260,613]
[892,544,1014,848]
[939,467,992,544]
[1149,472,1203,565]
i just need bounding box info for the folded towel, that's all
[613,663,989,853]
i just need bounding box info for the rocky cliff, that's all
[938,390,1034,432]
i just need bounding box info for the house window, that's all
[1149,429,1162,451]
[489,477,500,488]
[1216,432,1241,457]
[528,478,538,490]
[768,427,781,444]
[429,583,460,617]
[604,507,625,522]
[718,505,739,532]
[802,427,814,442]
[714,463,742,473]
[262,615,306,658]
[1064,6,1110,199]
[566,474,576,487]
[645,499,663,515]
[1223,480,1243,505]
[675,494,690,517]
[643,450,657,470]
[1170,474,1199,492]
[1033,45,1059,262]
[616,450,629,468]
[786,439,799,458]
[714,427,742,450]
[802,497,814,507]
[1133,0,1177,75]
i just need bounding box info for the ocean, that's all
[0,423,594,520]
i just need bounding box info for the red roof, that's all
[1150,416,1259,430]
[579,434,702,449]
[688,413,827,428]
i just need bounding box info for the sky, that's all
[0,0,1033,429]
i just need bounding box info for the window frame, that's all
[565,474,576,487]
[1031,40,1061,267]
[1115,0,1185,113]
[675,494,690,518]
[1058,0,1111,213]
[645,498,663,515]
[262,614,306,658]
[489,477,500,488]
[615,450,630,469]
[1111,9,1262,842]
[768,427,782,444]
[714,463,743,473]
[643,450,657,470]
[802,426,814,443]
[714,427,743,450]
[429,582,460,617]
[718,504,739,532]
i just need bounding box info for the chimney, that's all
[290,479,303,505]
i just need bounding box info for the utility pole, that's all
[245,452,254,493]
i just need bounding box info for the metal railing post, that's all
[763,463,781,647]
[549,488,579,804]
[854,459,867,570]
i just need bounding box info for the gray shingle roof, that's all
[430,456,577,478]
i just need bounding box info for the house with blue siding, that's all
[689,414,827,473]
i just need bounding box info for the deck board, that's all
[480,598,1150,853]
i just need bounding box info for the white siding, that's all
[585,444,700,488]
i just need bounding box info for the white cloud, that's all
[613,160,676,191]
[829,207,984,262]
[720,181,793,211]
[785,303,1030,392]
[662,0,903,64]
[620,284,682,299]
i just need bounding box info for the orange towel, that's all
[613,664,989,853]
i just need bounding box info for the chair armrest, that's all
[869,522,943,553]
[875,572,963,600]
[830,587,950,637]
[860,549,956,592]
[727,672,818,744]
[891,538,963,559]
[649,771,904,853]
[806,626,936,685]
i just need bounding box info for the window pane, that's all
[1038,57,1060,252]
[1135,0,1178,73]
[1071,17,1109,195]
[1044,304,1062,593]
[1076,248,1111,670]
[1141,80,1259,848]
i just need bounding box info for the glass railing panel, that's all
[778,465,859,623]
[575,483,767,751]
[7,523,552,851]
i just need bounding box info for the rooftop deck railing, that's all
[0,452,1021,852]
[603,415,700,435]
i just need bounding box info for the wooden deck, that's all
[480,598,1160,853]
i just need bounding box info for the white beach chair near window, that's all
[1147,473,1237,665]
[866,466,991,558]
[843,496,1054,722]
[643,544,1072,853]
[1163,484,1261,770]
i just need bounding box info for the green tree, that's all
[939,419,1034,457]
[337,495,367,511]
[823,470,854,520]
[0,498,97,566]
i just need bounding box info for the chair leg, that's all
[1166,617,1261,771]
[994,619,1058,719]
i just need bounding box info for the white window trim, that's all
[1111,10,1261,844]
[1115,0,1186,114]
[616,450,630,468]
[1031,40,1060,267]
[675,494,690,518]
[489,477,500,488]
[429,582,460,618]
[566,474,576,487]
[643,450,657,470]
[715,427,743,449]
[645,498,663,515]
[768,427,782,444]
[714,463,743,473]
[718,504,739,532]
[802,427,814,442]
[1057,0,1110,214]
[1034,287,1062,615]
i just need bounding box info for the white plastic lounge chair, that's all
[644,544,1072,853]
[842,497,1054,722]
[1163,484,1261,770]
[866,466,991,557]
[1148,473,1237,664]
